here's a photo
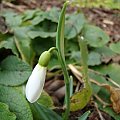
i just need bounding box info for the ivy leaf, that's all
[31,103,62,120]
[65,13,86,39]
[0,55,32,86]
[0,102,16,120]
[110,42,120,54]
[82,25,109,47]
[0,85,33,120]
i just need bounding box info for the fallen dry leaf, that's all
[103,84,120,114]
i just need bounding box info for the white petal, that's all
[26,64,47,103]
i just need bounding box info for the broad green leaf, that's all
[82,25,109,47]
[31,12,45,25]
[31,103,62,120]
[70,51,101,66]
[78,111,91,120]
[3,11,22,29]
[88,52,101,66]
[31,8,59,25]
[65,13,86,39]
[28,31,56,39]
[0,55,31,86]
[28,20,57,39]
[93,64,120,85]
[44,7,60,23]
[23,9,39,21]
[99,106,120,120]
[37,90,54,108]
[31,37,54,56]
[89,71,107,94]
[110,42,120,54]
[94,46,116,58]
[0,85,33,120]
[14,27,35,65]
[0,102,16,120]
[0,37,18,56]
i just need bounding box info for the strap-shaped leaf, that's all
[31,103,62,120]
[56,1,69,58]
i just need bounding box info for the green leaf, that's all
[28,31,56,39]
[3,11,22,29]
[31,37,54,56]
[0,55,32,86]
[110,42,120,54]
[93,64,120,85]
[99,106,120,120]
[82,25,109,47]
[31,7,59,25]
[78,111,91,120]
[88,52,101,66]
[37,90,54,108]
[89,71,107,94]
[70,85,92,111]
[23,9,39,21]
[28,20,57,39]
[31,103,62,120]
[0,102,16,120]
[14,27,35,65]
[0,37,19,56]
[0,85,33,120]
[65,13,86,39]
[94,46,116,58]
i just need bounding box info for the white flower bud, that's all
[25,64,47,103]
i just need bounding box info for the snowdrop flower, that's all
[26,51,51,103]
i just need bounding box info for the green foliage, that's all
[82,25,109,47]
[0,55,31,86]
[65,13,86,39]
[0,2,119,119]
[0,85,33,120]
[31,103,62,120]
[78,111,91,120]
[37,91,54,108]
[0,102,16,120]
[110,42,120,54]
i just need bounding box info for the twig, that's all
[94,102,105,120]
[89,69,120,88]
[94,94,110,108]
[3,1,25,12]
[68,64,83,83]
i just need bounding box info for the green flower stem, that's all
[48,47,57,53]
[56,1,70,120]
